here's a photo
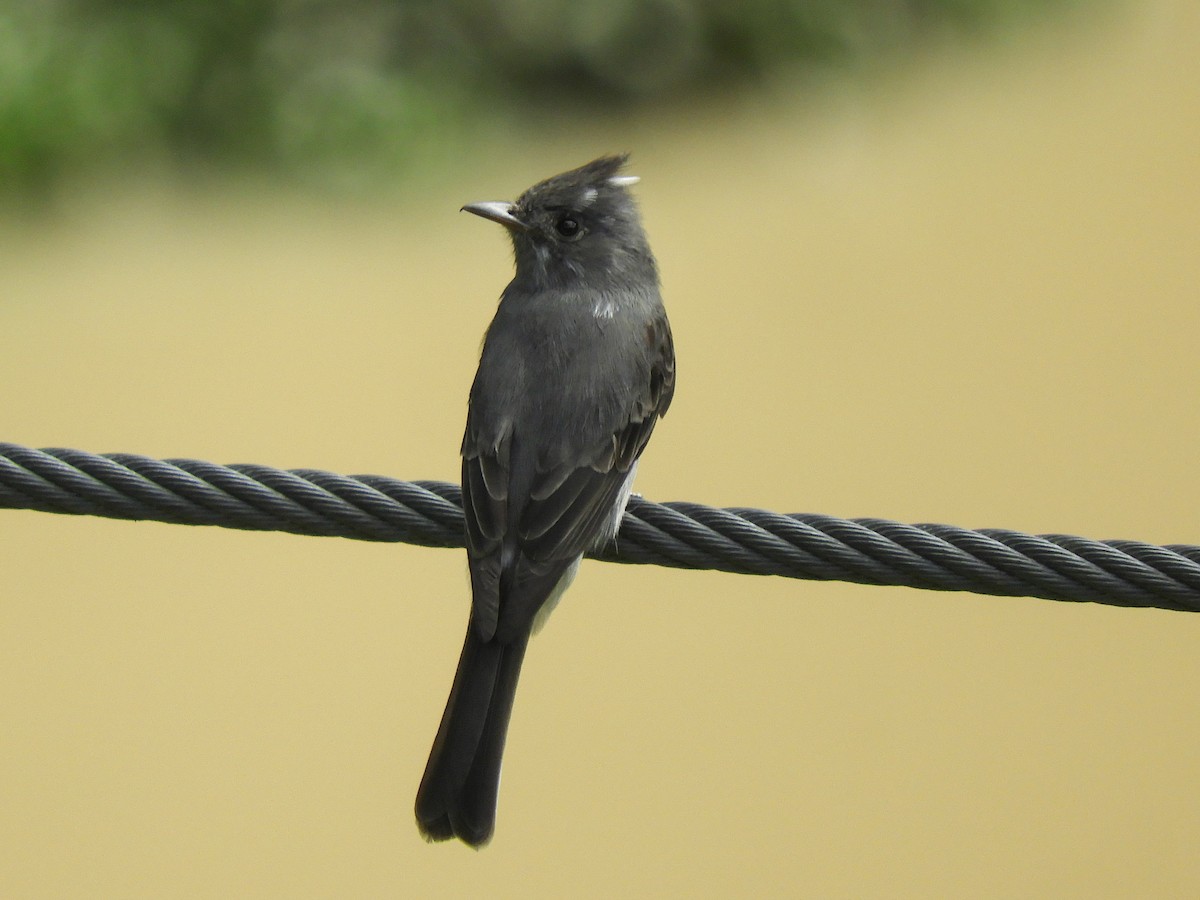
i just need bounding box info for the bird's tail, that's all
[415,615,529,847]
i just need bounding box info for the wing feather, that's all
[461,310,675,641]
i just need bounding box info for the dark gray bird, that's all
[415,155,675,847]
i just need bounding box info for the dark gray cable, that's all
[2,442,1198,612]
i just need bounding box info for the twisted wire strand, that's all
[2,442,1198,612]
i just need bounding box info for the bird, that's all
[414,155,675,847]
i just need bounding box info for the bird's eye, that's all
[555,215,582,238]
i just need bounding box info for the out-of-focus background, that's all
[2,0,1198,895]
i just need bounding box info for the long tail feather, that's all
[415,616,530,847]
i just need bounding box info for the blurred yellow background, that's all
[2,0,1199,895]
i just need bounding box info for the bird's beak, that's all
[461,201,530,232]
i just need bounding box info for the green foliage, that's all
[0,0,1074,194]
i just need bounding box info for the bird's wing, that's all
[462,313,675,641]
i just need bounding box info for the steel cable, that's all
[2,442,1198,612]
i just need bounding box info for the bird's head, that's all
[462,155,654,290]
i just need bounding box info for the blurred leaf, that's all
[0,0,1085,197]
